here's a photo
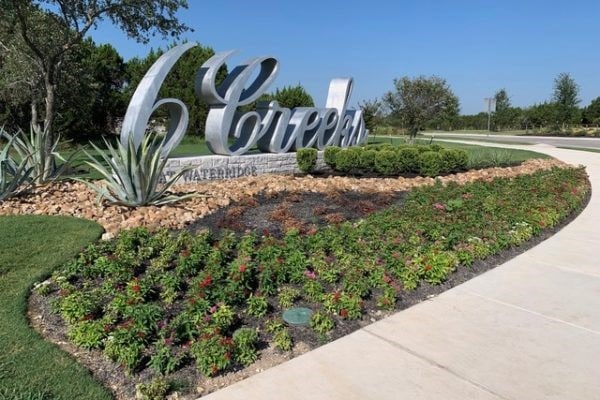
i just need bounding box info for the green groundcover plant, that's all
[44,167,589,382]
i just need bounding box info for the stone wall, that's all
[163,151,328,183]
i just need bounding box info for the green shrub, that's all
[419,151,443,177]
[296,148,318,173]
[397,147,420,173]
[278,287,300,308]
[374,150,401,175]
[233,328,259,366]
[273,328,293,351]
[359,149,377,170]
[191,333,233,376]
[310,311,335,336]
[67,320,106,349]
[148,339,181,376]
[335,148,362,173]
[440,149,468,173]
[246,294,269,317]
[136,378,169,400]
[323,146,341,169]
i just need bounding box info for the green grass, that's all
[367,136,549,165]
[424,129,527,136]
[421,135,533,146]
[0,216,111,400]
[557,146,600,153]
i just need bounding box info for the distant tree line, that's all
[367,72,600,136]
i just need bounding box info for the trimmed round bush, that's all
[324,146,341,169]
[335,148,362,172]
[296,148,318,173]
[440,149,468,173]
[374,150,401,175]
[359,149,377,170]
[419,151,443,177]
[398,147,420,173]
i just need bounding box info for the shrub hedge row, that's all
[321,144,468,177]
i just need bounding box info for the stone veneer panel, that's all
[162,152,328,183]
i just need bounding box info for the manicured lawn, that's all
[367,136,549,166]
[0,216,111,400]
[423,135,533,146]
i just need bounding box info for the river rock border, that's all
[163,151,328,183]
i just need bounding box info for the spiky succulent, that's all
[0,125,72,184]
[78,134,194,207]
[0,134,34,200]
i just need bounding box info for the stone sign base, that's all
[163,151,328,183]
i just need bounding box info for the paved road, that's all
[203,142,600,400]
[422,132,600,149]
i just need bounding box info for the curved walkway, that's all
[204,143,600,400]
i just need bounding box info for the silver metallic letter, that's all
[120,42,197,156]
[197,51,279,155]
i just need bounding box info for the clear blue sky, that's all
[89,0,600,115]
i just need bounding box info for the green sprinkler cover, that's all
[282,307,313,326]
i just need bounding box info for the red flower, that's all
[340,309,348,318]
[200,275,212,288]
[239,264,247,273]
[424,264,432,271]
[131,284,141,293]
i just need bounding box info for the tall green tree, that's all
[493,88,510,130]
[383,75,459,139]
[0,0,189,179]
[359,98,383,132]
[552,72,580,127]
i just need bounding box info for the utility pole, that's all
[484,97,496,135]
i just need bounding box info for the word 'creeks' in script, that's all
[121,42,368,157]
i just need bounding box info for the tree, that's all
[54,40,126,140]
[383,75,459,139]
[0,0,189,179]
[359,98,383,132]
[261,84,315,109]
[552,72,580,128]
[493,88,511,130]
[525,102,559,129]
[583,97,600,126]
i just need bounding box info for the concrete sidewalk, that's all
[204,144,600,400]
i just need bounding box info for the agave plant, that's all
[78,134,194,207]
[0,125,72,183]
[0,135,34,201]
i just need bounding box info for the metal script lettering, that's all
[121,43,368,156]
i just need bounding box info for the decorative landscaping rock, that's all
[0,159,570,238]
